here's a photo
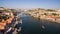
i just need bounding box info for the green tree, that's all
[44,13,47,15]
[52,13,57,16]
[47,9,55,12]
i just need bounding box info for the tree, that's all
[47,9,55,11]
[44,13,47,15]
[52,13,57,16]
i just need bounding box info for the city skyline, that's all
[0,0,60,9]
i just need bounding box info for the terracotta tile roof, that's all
[46,16,60,19]
[0,16,14,30]
[0,22,6,26]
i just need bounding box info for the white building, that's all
[57,9,60,11]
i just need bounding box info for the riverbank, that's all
[4,14,22,34]
[26,13,60,24]
[26,11,60,24]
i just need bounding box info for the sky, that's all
[0,0,60,9]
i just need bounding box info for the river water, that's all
[18,12,60,34]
